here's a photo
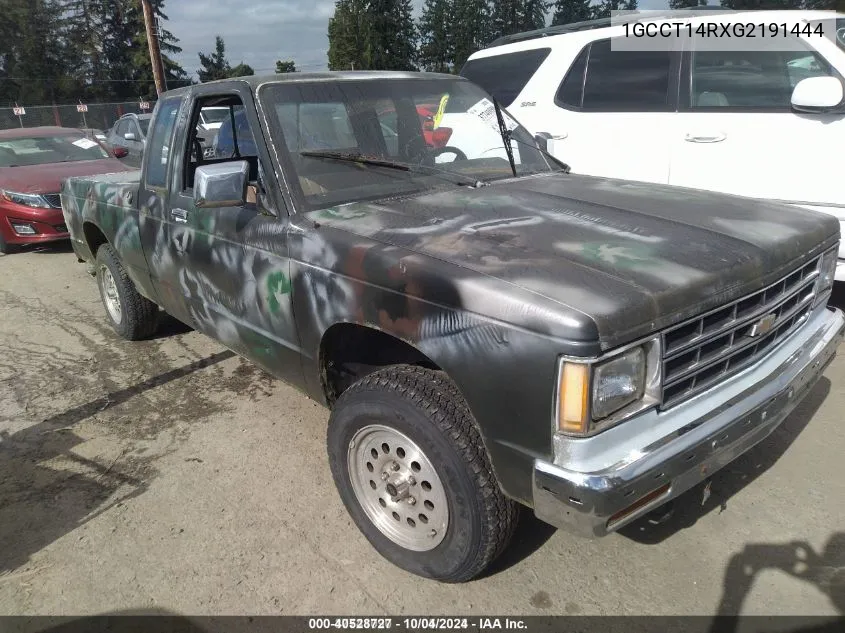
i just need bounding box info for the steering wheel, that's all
[429,146,467,162]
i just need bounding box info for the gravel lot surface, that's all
[1,243,843,617]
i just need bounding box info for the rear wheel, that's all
[327,365,518,583]
[95,244,158,340]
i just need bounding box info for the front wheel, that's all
[95,243,159,340]
[327,365,518,583]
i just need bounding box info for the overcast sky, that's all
[165,0,671,78]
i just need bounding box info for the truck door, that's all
[136,96,196,326]
[153,84,302,386]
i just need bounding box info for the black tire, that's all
[95,243,159,340]
[327,364,518,583]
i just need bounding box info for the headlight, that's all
[557,338,661,436]
[814,247,837,303]
[592,347,645,420]
[1,190,51,208]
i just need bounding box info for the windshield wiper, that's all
[300,150,485,188]
[492,100,517,178]
[300,150,411,171]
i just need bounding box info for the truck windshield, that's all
[259,78,561,209]
[0,133,110,167]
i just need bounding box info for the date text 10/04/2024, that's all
[307,618,528,630]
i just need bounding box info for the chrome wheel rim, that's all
[99,265,122,324]
[348,424,448,551]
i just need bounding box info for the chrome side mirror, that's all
[194,160,249,209]
[124,132,136,141]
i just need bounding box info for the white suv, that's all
[461,9,845,279]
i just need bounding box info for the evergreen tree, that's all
[591,0,637,18]
[551,0,594,26]
[453,0,493,70]
[327,0,368,70]
[365,0,417,70]
[418,0,454,72]
[490,0,549,40]
[198,35,229,82]
[127,0,189,97]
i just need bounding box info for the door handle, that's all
[171,208,188,223]
[684,132,726,143]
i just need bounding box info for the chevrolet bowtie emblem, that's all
[749,313,777,338]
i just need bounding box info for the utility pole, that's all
[141,0,166,95]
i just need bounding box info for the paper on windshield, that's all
[467,98,519,133]
[72,138,99,150]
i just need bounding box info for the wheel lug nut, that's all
[381,472,389,481]
[408,476,416,486]
[428,529,437,538]
[407,496,416,505]
[391,461,400,471]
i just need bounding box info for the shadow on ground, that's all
[620,377,830,545]
[481,509,557,579]
[709,532,844,633]
[0,350,235,574]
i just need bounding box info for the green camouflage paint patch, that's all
[266,271,292,314]
[313,206,371,221]
[577,243,654,268]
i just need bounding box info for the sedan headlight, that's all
[814,247,838,303]
[557,338,661,436]
[1,190,51,208]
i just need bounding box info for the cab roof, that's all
[162,70,464,98]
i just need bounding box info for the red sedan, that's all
[0,126,133,254]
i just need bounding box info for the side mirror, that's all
[534,132,552,153]
[124,132,136,141]
[112,146,129,159]
[791,76,844,113]
[194,161,249,209]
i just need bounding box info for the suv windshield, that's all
[0,133,110,167]
[259,77,561,209]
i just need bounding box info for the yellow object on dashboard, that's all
[433,94,449,128]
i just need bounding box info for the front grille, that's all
[42,193,62,208]
[661,256,822,409]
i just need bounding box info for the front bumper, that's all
[533,304,844,537]
[0,204,69,246]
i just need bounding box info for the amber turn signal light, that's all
[558,362,590,435]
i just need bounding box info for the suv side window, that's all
[144,99,181,188]
[557,38,674,112]
[459,48,551,107]
[689,47,837,110]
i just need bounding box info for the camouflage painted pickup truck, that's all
[61,72,844,582]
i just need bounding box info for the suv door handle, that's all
[685,133,726,143]
[171,208,188,223]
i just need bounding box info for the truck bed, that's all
[61,170,141,264]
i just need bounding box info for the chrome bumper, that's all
[532,305,844,537]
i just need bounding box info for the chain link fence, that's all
[0,101,157,133]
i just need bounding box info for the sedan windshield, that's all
[259,77,562,209]
[0,134,110,167]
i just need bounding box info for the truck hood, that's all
[306,173,839,348]
[0,159,133,194]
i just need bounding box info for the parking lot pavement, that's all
[0,243,843,617]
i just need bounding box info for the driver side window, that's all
[182,96,271,214]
